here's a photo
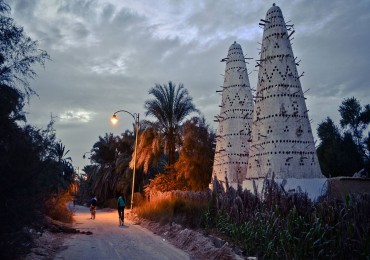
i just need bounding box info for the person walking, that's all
[117,193,126,226]
[90,196,97,219]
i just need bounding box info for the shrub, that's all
[44,191,74,223]
[134,195,208,228]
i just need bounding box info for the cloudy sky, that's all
[8,0,370,170]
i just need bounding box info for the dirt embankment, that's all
[125,211,245,260]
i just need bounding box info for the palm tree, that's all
[51,141,74,182]
[51,142,72,164]
[90,133,117,165]
[144,81,198,167]
[89,133,118,200]
[132,120,165,173]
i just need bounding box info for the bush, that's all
[44,191,74,223]
[134,196,208,228]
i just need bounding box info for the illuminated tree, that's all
[144,81,198,167]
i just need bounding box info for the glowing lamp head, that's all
[111,114,118,125]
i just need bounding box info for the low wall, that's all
[327,177,370,199]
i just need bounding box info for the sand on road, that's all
[54,205,189,260]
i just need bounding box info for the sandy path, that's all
[54,205,189,260]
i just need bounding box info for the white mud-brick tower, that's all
[246,4,325,198]
[212,41,254,188]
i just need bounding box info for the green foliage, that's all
[317,117,364,177]
[44,191,74,223]
[144,172,191,193]
[134,121,164,173]
[0,84,25,121]
[317,97,369,177]
[0,2,72,258]
[174,117,215,190]
[144,81,198,166]
[0,0,49,98]
[339,97,370,145]
[135,196,208,228]
[79,131,135,204]
[202,179,370,259]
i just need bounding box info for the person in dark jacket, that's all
[117,193,126,225]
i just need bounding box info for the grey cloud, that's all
[57,0,98,19]
[8,0,370,169]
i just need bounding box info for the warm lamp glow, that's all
[111,114,118,125]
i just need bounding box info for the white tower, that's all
[246,4,325,196]
[212,42,253,187]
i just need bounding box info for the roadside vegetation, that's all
[134,178,370,259]
[2,0,370,258]
[0,2,77,258]
[78,78,370,258]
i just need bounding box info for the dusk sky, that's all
[8,0,370,171]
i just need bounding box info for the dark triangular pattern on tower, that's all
[247,4,323,179]
[212,42,254,186]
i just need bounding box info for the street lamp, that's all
[111,109,139,210]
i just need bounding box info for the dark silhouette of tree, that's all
[85,132,135,203]
[317,97,369,177]
[339,97,370,146]
[0,1,49,98]
[0,2,75,258]
[52,142,72,164]
[144,81,198,167]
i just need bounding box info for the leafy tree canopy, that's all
[317,98,369,177]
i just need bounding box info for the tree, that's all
[88,133,118,201]
[317,97,370,177]
[0,0,49,98]
[52,142,72,163]
[144,81,198,167]
[339,97,370,146]
[86,132,136,203]
[0,2,73,257]
[90,133,117,165]
[134,121,164,173]
[0,84,25,122]
[174,117,215,190]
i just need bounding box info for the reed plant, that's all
[135,196,208,228]
[135,177,369,258]
[204,178,370,259]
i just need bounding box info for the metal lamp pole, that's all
[111,109,139,210]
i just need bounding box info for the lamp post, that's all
[111,109,139,210]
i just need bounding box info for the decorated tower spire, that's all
[247,4,323,180]
[212,41,253,187]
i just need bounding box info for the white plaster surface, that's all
[212,41,253,185]
[247,4,324,180]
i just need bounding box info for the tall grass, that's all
[135,178,370,258]
[135,196,208,228]
[204,178,370,259]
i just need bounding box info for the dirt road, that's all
[54,205,189,260]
